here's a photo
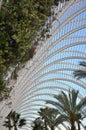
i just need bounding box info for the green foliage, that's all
[21,45,36,63]
[0,0,57,77]
[73,61,86,79]
[46,89,86,130]
[38,107,64,130]
[0,77,10,101]
[0,78,5,91]
[3,110,26,130]
[0,0,64,101]
[3,111,13,130]
[0,0,57,100]
[32,117,44,130]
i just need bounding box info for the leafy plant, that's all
[47,89,86,130]
[3,110,26,130]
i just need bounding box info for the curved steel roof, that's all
[0,0,86,130]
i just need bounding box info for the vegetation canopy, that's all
[0,0,59,100]
[3,110,26,130]
[0,0,54,75]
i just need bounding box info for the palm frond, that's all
[54,115,65,126]
[73,61,86,79]
[15,113,20,123]
[54,92,71,112]
[6,110,13,119]
[79,61,86,67]
[46,88,86,130]
[73,70,86,79]
[76,97,86,110]
[19,119,26,127]
[70,89,79,110]
[3,121,13,128]
[11,111,20,124]
[46,100,65,113]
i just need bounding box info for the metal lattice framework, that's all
[0,0,86,130]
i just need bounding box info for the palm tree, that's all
[38,107,64,130]
[3,120,12,130]
[73,61,86,79]
[32,117,44,130]
[3,111,12,130]
[38,108,48,130]
[10,111,26,130]
[46,89,86,130]
[3,110,26,130]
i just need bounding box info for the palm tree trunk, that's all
[51,126,55,130]
[9,127,11,130]
[77,121,80,130]
[8,118,11,130]
[71,122,75,130]
[44,119,48,130]
[14,126,17,130]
